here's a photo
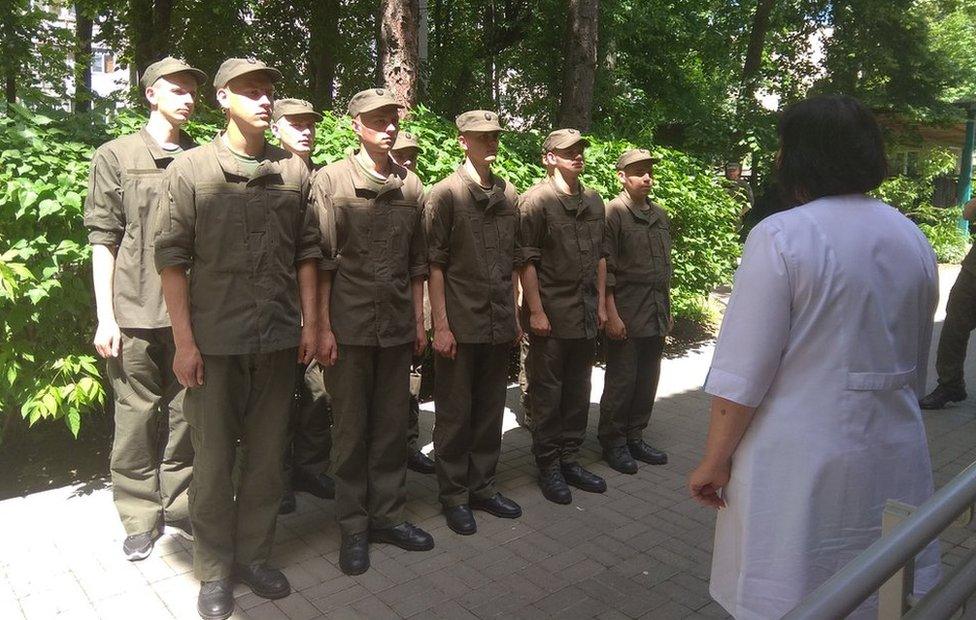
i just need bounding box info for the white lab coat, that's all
[704,194,941,619]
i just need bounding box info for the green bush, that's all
[0,103,740,438]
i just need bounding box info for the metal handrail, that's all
[784,460,976,619]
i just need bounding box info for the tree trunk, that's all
[309,0,340,109]
[73,4,93,113]
[740,0,775,103]
[128,0,154,78]
[150,0,174,62]
[4,68,14,105]
[378,0,421,108]
[556,0,598,131]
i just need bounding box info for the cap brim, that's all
[618,154,660,169]
[218,67,283,89]
[353,101,406,117]
[276,110,323,122]
[548,136,589,151]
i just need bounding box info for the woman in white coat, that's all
[688,95,941,619]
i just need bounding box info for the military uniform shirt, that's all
[603,191,672,337]
[84,128,197,329]
[518,177,605,339]
[153,137,321,356]
[426,166,520,344]
[314,153,428,347]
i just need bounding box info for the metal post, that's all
[957,107,975,236]
[878,501,916,619]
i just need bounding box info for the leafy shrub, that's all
[1,103,740,438]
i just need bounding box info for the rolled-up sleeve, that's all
[311,172,338,272]
[408,190,429,279]
[517,192,545,265]
[153,160,196,273]
[295,167,322,263]
[703,221,792,408]
[424,185,453,266]
[603,208,620,288]
[84,147,124,247]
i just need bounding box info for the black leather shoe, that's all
[293,472,336,499]
[538,467,572,505]
[471,493,522,518]
[234,563,290,599]
[339,533,370,575]
[444,505,477,535]
[278,491,296,515]
[603,446,639,474]
[627,440,668,465]
[920,385,968,410]
[197,579,234,620]
[370,522,434,551]
[561,462,607,493]
[407,450,436,474]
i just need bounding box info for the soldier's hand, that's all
[317,329,338,367]
[433,328,457,360]
[414,322,428,357]
[607,315,627,340]
[94,319,122,358]
[529,310,551,337]
[173,345,205,388]
[597,305,608,331]
[298,325,316,364]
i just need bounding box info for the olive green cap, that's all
[616,148,660,170]
[542,128,589,152]
[140,56,207,90]
[273,98,323,122]
[392,131,419,152]
[455,110,503,133]
[213,58,282,89]
[347,87,404,117]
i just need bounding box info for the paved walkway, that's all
[2,266,976,619]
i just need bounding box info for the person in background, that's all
[391,129,437,475]
[918,196,976,409]
[688,95,941,619]
[84,56,205,562]
[724,160,755,217]
[270,98,336,515]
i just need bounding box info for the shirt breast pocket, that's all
[121,169,164,252]
[266,184,302,254]
[389,200,419,263]
[196,188,248,274]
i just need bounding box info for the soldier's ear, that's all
[617,169,627,185]
[458,134,468,153]
[270,122,281,139]
[215,86,231,111]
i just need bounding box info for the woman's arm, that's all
[687,397,756,509]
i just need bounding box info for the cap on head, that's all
[347,88,404,117]
[392,131,419,152]
[616,148,660,170]
[455,110,503,133]
[141,56,208,90]
[273,98,323,123]
[725,161,742,171]
[542,128,589,153]
[213,58,282,90]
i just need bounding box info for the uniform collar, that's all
[617,190,661,225]
[347,151,406,196]
[138,126,196,164]
[458,165,506,211]
[548,176,591,216]
[212,134,283,182]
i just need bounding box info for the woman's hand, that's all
[688,458,731,509]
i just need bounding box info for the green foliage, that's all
[0,102,106,439]
[874,148,969,263]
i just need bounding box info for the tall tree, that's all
[557,0,598,130]
[378,0,421,107]
[127,0,173,79]
[309,0,340,109]
[73,3,94,112]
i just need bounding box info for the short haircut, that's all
[777,95,888,205]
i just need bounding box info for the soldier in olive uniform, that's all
[599,149,671,474]
[270,98,337,514]
[391,130,437,475]
[84,57,206,561]
[154,59,320,620]
[518,128,608,504]
[920,196,976,409]
[426,110,523,535]
[314,88,434,576]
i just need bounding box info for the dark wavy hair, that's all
[777,95,888,206]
